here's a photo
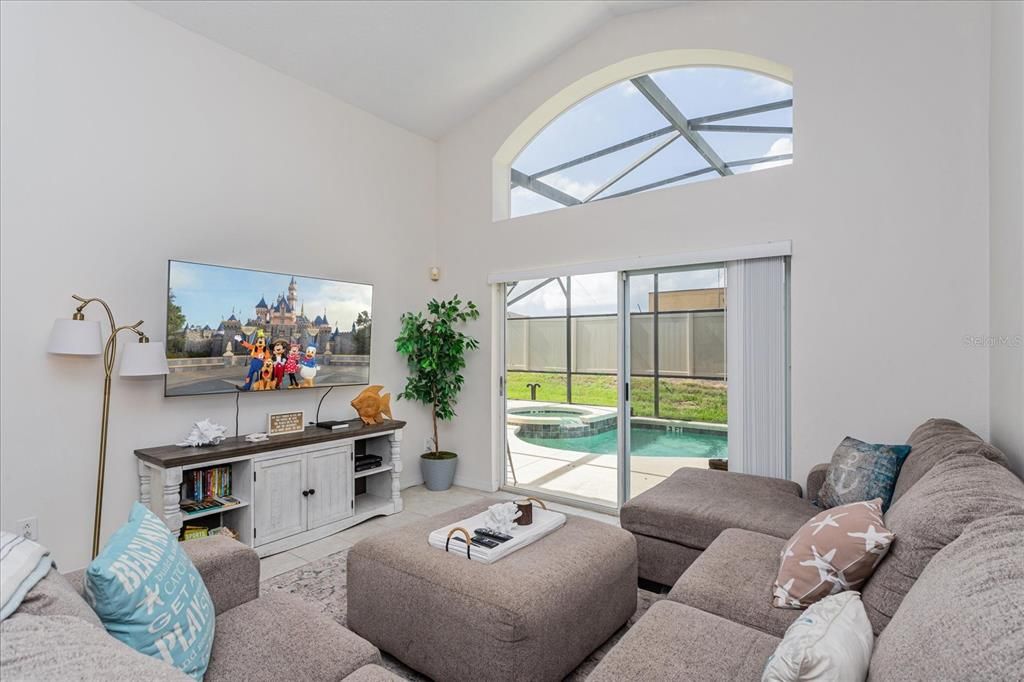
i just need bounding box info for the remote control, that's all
[449,534,499,549]
[474,528,513,543]
[470,535,500,549]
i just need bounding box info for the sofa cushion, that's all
[892,418,1008,505]
[1,614,191,681]
[669,528,801,638]
[773,498,893,609]
[869,514,1024,681]
[861,453,1024,633]
[634,532,704,586]
[762,592,873,682]
[817,437,911,511]
[181,535,260,615]
[620,468,817,550]
[205,590,381,682]
[343,664,405,681]
[587,599,780,682]
[16,567,101,628]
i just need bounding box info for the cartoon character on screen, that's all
[271,339,288,390]
[252,356,277,390]
[299,345,318,388]
[234,329,268,391]
[284,343,301,388]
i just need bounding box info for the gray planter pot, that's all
[421,452,458,491]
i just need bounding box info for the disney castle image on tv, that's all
[165,260,372,397]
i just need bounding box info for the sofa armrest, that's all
[182,535,260,614]
[805,463,829,502]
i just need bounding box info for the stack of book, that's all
[180,495,242,516]
[355,454,383,472]
[184,465,232,501]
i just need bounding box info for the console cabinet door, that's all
[253,454,306,546]
[306,446,352,529]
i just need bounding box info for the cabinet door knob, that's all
[308,488,316,496]
[302,490,309,497]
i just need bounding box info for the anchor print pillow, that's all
[773,498,894,609]
[84,502,214,679]
[817,437,912,512]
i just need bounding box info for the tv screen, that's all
[165,260,372,397]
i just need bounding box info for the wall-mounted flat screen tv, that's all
[165,260,372,397]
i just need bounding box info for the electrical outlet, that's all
[16,517,38,541]
[423,436,435,452]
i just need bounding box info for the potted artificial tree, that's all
[395,296,479,491]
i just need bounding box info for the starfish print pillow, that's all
[773,497,894,609]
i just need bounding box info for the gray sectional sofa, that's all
[4,419,1021,681]
[1,535,400,681]
[596,419,1024,680]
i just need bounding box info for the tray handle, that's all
[445,527,472,559]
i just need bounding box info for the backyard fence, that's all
[506,311,726,379]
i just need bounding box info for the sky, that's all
[511,67,793,217]
[508,267,726,317]
[168,261,372,331]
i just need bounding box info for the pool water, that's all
[520,426,727,458]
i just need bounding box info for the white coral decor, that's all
[485,502,520,534]
[176,418,229,447]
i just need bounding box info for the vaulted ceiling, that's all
[136,1,682,139]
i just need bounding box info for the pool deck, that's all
[505,400,726,507]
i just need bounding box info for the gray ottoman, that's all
[347,503,637,682]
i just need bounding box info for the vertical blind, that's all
[725,256,789,478]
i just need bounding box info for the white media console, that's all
[135,419,404,557]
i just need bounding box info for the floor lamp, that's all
[47,294,169,558]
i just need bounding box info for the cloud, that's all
[616,81,639,97]
[748,137,793,172]
[545,172,600,201]
[302,279,372,330]
[748,74,792,99]
[168,265,198,291]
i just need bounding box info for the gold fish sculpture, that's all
[351,385,393,425]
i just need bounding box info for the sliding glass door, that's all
[502,273,620,507]
[623,266,728,499]
[501,264,730,508]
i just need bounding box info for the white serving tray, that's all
[428,507,566,564]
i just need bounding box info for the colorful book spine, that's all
[186,465,232,501]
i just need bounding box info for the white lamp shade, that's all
[120,341,170,377]
[47,318,103,355]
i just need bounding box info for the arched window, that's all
[508,66,792,218]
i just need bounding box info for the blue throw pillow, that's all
[84,502,214,679]
[817,437,912,512]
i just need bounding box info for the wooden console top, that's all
[135,418,406,468]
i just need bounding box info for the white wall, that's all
[436,1,994,491]
[0,1,438,569]
[989,0,1024,475]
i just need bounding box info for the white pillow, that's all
[762,591,873,682]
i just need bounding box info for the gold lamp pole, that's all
[48,295,169,559]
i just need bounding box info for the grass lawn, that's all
[506,371,727,424]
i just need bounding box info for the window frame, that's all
[493,50,794,221]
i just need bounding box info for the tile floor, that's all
[259,484,619,580]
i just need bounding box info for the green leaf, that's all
[393,295,481,446]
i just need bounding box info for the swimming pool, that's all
[519,425,727,458]
[510,408,593,419]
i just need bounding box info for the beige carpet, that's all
[265,548,663,680]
